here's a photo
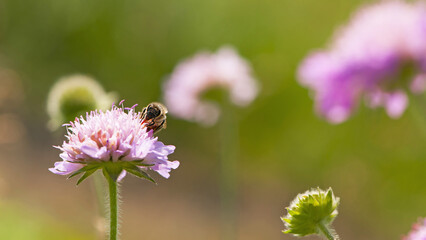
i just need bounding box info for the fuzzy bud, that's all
[282,187,340,239]
[46,74,117,130]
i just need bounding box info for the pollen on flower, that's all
[49,102,179,183]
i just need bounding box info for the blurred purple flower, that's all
[404,218,426,240]
[298,1,426,123]
[49,103,179,181]
[164,46,259,126]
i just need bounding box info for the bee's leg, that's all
[157,120,165,129]
[153,120,166,133]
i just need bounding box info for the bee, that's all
[141,102,168,134]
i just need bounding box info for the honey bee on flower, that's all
[49,101,179,183]
[141,102,168,134]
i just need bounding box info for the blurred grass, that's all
[0,201,93,240]
[0,0,425,239]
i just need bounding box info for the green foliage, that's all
[282,188,339,237]
[69,160,156,184]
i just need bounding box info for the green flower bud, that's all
[46,74,117,130]
[282,187,340,240]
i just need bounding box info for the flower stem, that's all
[318,222,338,240]
[107,176,118,240]
[220,94,238,240]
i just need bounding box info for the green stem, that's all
[220,94,238,240]
[107,176,118,240]
[318,222,338,240]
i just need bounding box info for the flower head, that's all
[163,46,259,126]
[282,187,339,237]
[404,218,426,240]
[49,102,179,183]
[47,74,117,130]
[299,1,426,123]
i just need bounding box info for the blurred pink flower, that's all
[411,73,426,94]
[298,0,426,123]
[404,218,426,240]
[164,46,259,126]
[49,103,179,181]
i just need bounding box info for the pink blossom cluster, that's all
[299,1,426,123]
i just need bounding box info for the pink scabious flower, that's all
[163,46,259,126]
[299,0,426,124]
[404,218,426,240]
[49,102,179,183]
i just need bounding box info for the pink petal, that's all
[49,161,84,175]
[81,145,100,159]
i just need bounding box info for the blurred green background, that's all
[0,0,425,239]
